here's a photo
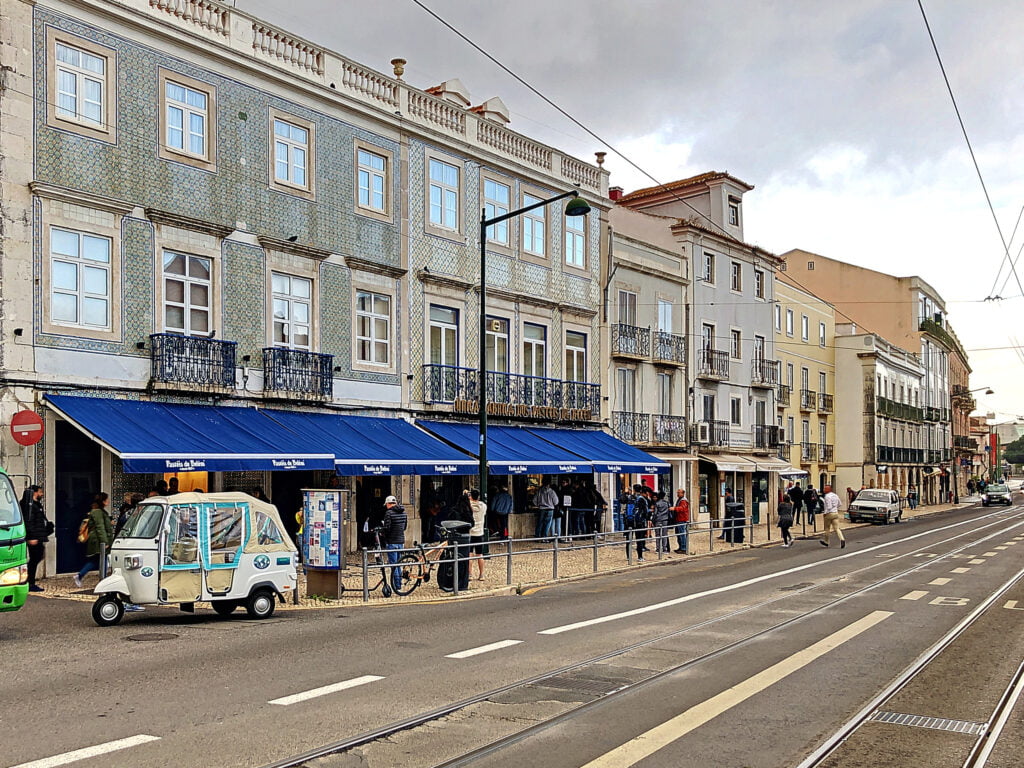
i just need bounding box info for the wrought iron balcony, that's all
[612,411,650,443]
[652,331,686,365]
[876,396,923,422]
[421,364,600,422]
[754,424,785,450]
[817,392,833,413]
[799,389,817,412]
[652,414,687,445]
[876,446,925,464]
[777,383,791,407]
[150,333,236,392]
[751,358,780,388]
[262,347,333,400]
[800,441,817,463]
[692,419,729,447]
[696,348,730,380]
[818,443,834,463]
[611,323,650,358]
[927,449,944,464]
[923,406,941,422]
[953,435,975,451]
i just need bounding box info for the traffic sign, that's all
[11,410,43,446]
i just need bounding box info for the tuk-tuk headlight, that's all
[0,564,27,586]
[124,555,143,570]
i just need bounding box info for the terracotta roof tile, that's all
[619,171,754,203]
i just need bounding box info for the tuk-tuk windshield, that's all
[118,503,164,538]
[0,475,21,528]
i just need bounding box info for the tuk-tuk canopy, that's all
[155,492,297,555]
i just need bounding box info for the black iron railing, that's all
[754,424,784,450]
[799,389,817,411]
[800,442,817,462]
[150,333,236,390]
[652,414,687,444]
[652,331,686,364]
[876,397,923,422]
[693,419,729,446]
[697,348,730,379]
[818,443,834,463]
[923,406,941,422]
[263,347,333,400]
[611,323,650,357]
[817,392,834,413]
[751,358,780,388]
[953,435,975,450]
[777,384,791,407]
[612,411,650,443]
[876,446,925,463]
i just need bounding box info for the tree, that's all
[1002,435,1024,466]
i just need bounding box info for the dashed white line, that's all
[929,578,952,585]
[901,590,929,601]
[10,735,161,768]
[969,559,986,565]
[269,675,384,706]
[995,546,1009,550]
[982,552,999,557]
[951,567,971,574]
[445,639,523,659]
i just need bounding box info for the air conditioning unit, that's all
[694,421,711,444]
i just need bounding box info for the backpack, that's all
[619,493,636,525]
[77,516,91,544]
[632,496,651,527]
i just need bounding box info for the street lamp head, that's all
[985,388,994,395]
[564,195,591,217]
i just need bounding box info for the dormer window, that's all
[728,196,741,226]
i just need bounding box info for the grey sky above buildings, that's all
[239,0,1024,418]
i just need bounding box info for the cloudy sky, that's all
[241,0,1024,419]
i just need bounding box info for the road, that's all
[4,497,1024,768]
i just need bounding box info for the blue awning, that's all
[262,411,477,475]
[44,394,335,473]
[527,427,671,474]
[418,421,592,475]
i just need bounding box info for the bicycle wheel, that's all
[393,554,423,596]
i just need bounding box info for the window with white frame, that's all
[787,416,795,443]
[657,371,672,415]
[165,79,209,158]
[787,362,794,389]
[357,148,387,213]
[728,197,741,226]
[356,291,391,365]
[802,419,810,443]
[565,212,586,267]
[273,118,309,188]
[428,158,459,230]
[483,178,510,245]
[565,331,586,382]
[786,309,794,336]
[753,334,765,361]
[703,251,715,282]
[617,367,636,411]
[271,273,311,349]
[702,393,716,421]
[55,42,106,127]
[701,323,715,350]
[730,329,741,359]
[658,300,673,333]
[754,269,764,299]
[774,303,782,331]
[801,314,809,341]
[819,371,827,394]
[523,323,546,377]
[522,193,546,256]
[730,261,742,291]
[819,420,828,446]
[485,316,509,372]
[162,251,211,336]
[429,306,458,366]
[618,290,637,326]
[730,397,741,426]
[801,367,809,391]
[50,228,111,330]
[819,321,826,347]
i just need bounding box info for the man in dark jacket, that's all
[22,486,49,592]
[788,482,805,525]
[381,495,407,592]
[627,485,652,562]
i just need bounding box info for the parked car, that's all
[981,484,1013,506]
[848,489,902,525]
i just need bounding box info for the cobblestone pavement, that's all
[31,497,980,610]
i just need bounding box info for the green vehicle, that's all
[0,470,28,612]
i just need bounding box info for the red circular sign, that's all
[11,410,44,446]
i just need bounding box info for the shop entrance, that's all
[270,469,321,545]
[54,421,101,573]
[355,476,392,548]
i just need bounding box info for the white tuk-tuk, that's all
[92,492,298,626]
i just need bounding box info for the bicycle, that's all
[396,520,473,596]
[339,527,405,598]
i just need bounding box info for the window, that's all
[730,262,742,292]
[787,363,794,389]
[162,251,211,336]
[356,291,391,365]
[702,393,716,421]
[273,118,309,189]
[728,197,741,226]
[428,157,459,231]
[802,420,810,443]
[271,273,311,349]
[357,148,387,212]
[754,399,766,426]
[565,331,586,382]
[429,306,459,366]
[807,261,815,270]
[819,420,827,446]
[819,321,826,347]
[523,323,546,377]
[522,193,546,257]
[55,42,106,128]
[787,416,794,443]
[483,178,510,245]
[50,227,111,330]
[657,372,672,414]
[701,323,715,350]
[703,251,715,283]
[774,304,781,331]
[801,367,810,391]
[801,314,809,341]
[565,212,586,268]
[618,291,637,326]
[730,397,741,426]
[658,300,673,333]
[617,367,636,411]
[754,269,764,299]
[753,335,765,361]
[785,309,794,336]
[485,316,509,373]
[165,80,208,158]
[819,371,827,394]
[730,329,741,359]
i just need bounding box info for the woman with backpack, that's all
[73,492,112,588]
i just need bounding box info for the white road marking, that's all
[1005,542,1018,546]
[901,590,928,601]
[929,596,970,606]
[969,559,986,564]
[538,516,1024,635]
[951,567,971,574]
[578,611,893,768]
[445,639,523,658]
[995,546,1008,550]
[982,552,998,557]
[10,735,161,768]
[1005,600,1024,610]
[929,578,952,585]
[269,675,384,706]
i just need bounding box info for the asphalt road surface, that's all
[4,497,1024,768]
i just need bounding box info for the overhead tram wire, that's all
[917,0,1024,303]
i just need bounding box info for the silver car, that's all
[848,489,903,525]
[981,484,1013,506]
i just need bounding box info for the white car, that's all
[848,489,903,525]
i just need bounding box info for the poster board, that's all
[302,489,344,570]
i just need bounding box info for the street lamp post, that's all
[478,189,591,502]
[951,386,992,503]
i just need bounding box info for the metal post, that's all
[361,548,369,602]
[657,527,663,560]
[552,536,559,579]
[592,532,599,572]
[626,528,632,565]
[478,209,488,507]
[506,538,513,586]
[453,538,461,596]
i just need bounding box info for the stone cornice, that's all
[343,255,407,278]
[30,182,134,215]
[146,208,234,239]
[416,269,473,291]
[558,302,598,318]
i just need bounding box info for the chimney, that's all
[426,78,470,108]
[609,186,623,201]
[470,96,510,125]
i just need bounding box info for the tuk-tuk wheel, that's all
[211,600,239,616]
[245,589,276,619]
[92,594,125,627]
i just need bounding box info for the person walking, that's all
[805,486,820,526]
[672,488,690,554]
[468,488,487,581]
[777,497,795,547]
[381,495,407,592]
[533,480,558,541]
[788,482,805,525]
[627,485,652,562]
[819,484,845,549]
[967,478,976,496]
[22,485,50,592]
[907,484,918,510]
[74,493,112,587]
[653,490,672,554]
[489,484,512,540]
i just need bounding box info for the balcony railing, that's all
[876,446,925,464]
[262,347,333,400]
[754,424,785,450]
[927,449,944,464]
[692,419,729,447]
[923,406,941,422]
[953,435,975,450]
[612,411,650,444]
[817,392,834,413]
[697,348,730,380]
[777,384,791,407]
[150,333,236,391]
[652,331,686,365]
[876,397,923,422]
[421,365,600,421]
[611,323,650,358]
[750,358,780,388]
[799,389,816,411]
[818,443,834,463]
[652,414,687,445]
[800,442,817,462]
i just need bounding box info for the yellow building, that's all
[773,275,836,493]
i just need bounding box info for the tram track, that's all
[260,507,1024,768]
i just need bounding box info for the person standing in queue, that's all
[653,490,672,554]
[534,480,558,541]
[468,488,487,581]
[788,482,805,525]
[627,485,652,562]
[489,484,512,540]
[672,488,690,554]
[381,495,407,592]
[22,485,50,593]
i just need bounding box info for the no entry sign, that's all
[11,410,43,446]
